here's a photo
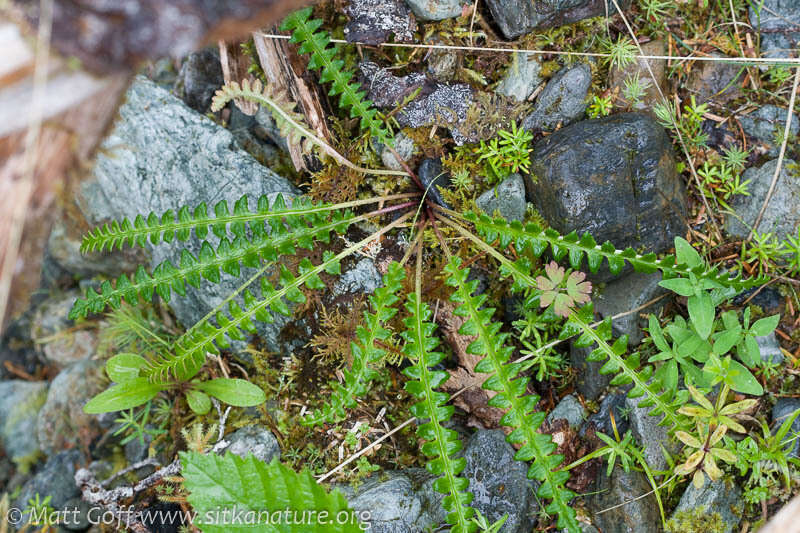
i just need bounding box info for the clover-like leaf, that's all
[536,261,591,318]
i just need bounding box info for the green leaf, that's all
[83,378,164,414]
[658,278,695,297]
[739,335,761,367]
[181,451,363,532]
[726,359,764,396]
[194,378,266,407]
[750,314,780,337]
[688,293,715,339]
[712,329,740,356]
[106,353,148,382]
[186,389,212,415]
[674,238,703,268]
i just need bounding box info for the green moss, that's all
[665,506,726,533]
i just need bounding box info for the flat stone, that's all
[756,332,784,364]
[685,55,745,103]
[173,48,223,112]
[496,52,542,102]
[593,271,667,346]
[15,449,84,512]
[581,393,630,438]
[345,0,415,44]
[571,342,611,401]
[526,113,686,262]
[626,396,677,471]
[476,174,527,222]
[725,158,800,242]
[225,425,280,463]
[81,77,300,354]
[589,467,660,533]
[522,63,591,131]
[749,0,800,60]
[333,258,383,296]
[739,105,800,159]
[31,290,97,366]
[667,477,743,533]
[547,395,587,429]
[381,132,416,171]
[608,40,667,112]
[405,0,469,21]
[0,380,48,466]
[486,0,631,39]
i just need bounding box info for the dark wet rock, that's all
[173,48,223,112]
[418,158,453,208]
[772,398,800,457]
[547,395,586,429]
[61,497,93,531]
[589,467,660,533]
[739,105,800,159]
[749,0,800,60]
[225,425,280,463]
[462,430,540,532]
[15,449,84,511]
[581,393,630,438]
[31,290,97,366]
[381,132,417,171]
[487,0,631,40]
[0,380,48,465]
[36,358,105,456]
[476,174,527,222]
[609,40,667,112]
[593,271,667,346]
[496,52,542,102]
[334,259,383,296]
[124,433,152,464]
[626,396,676,471]
[360,62,474,144]
[667,477,743,533]
[732,286,783,314]
[756,332,784,364]
[345,0,415,44]
[526,113,686,261]
[80,77,299,353]
[426,42,459,81]
[405,0,469,21]
[0,311,44,381]
[522,63,591,131]
[725,158,800,242]
[571,342,611,401]
[228,108,281,165]
[339,469,445,532]
[685,55,744,103]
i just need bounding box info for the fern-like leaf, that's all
[444,257,580,532]
[281,8,392,146]
[466,213,767,291]
[181,451,362,532]
[69,195,353,320]
[402,292,476,533]
[304,262,405,426]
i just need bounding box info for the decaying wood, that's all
[218,39,260,116]
[760,494,800,533]
[253,28,332,172]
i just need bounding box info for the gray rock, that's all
[667,477,743,533]
[61,497,93,531]
[36,358,105,456]
[594,271,667,346]
[772,398,800,457]
[15,449,84,512]
[360,62,474,144]
[750,0,800,60]
[31,291,97,366]
[487,0,631,40]
[228,108,281,166]
[733,286,783,314]
[725,158,800,242]
[81,77,299,354]
[334,259,383,296]
[547,395,587,429]
[418,158,453,208]
[685,55,744,103]
[581,393,630,438]
[173,49,223,112]
[571,342,611,401]
[608,40,667,112]
[381,132,416,171]
[476,174,527,222]
[496,52,542,102]
[527,113,686,262]
[626,396,675,471]
[590,467,660,533]
[225,425,280,463]
[345,0,415,44]
[462,430,539,532]
[757,332,784,364]
[426,44,459,81]
[0,380,48,465]
[340,470,445,532]
[124,433,152,464]
[523,63,591,131]
[739,105,800,158]
[405,0,469,21]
